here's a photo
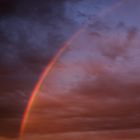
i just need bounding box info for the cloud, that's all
[0,138,15,140]
[0,0,78,138]
[0,0,140,139]
[22,20,140,139]
[21,129,140,140]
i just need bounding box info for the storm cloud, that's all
[0,0,140,139]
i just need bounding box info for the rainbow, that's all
[19,1,126,139]
[19,28,84,138]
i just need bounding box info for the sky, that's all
[0,0,140,140]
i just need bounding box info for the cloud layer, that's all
[23,17,140,140]
[0,0,140,139]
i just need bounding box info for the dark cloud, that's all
[0,0,140,139]
[0,0,77,138]
[0,0,18,16]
